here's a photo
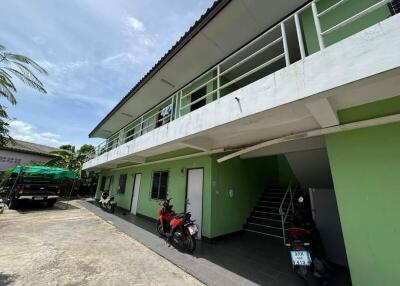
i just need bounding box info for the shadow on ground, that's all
[88,201,352,286]
[13,200,78,213]
[0,273,17,285]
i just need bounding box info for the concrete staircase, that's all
[244,187,296,239]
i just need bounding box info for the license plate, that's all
[290,251,311,266]
[33,196,44,201]
[188,225,198,235]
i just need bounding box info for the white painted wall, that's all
[0,150,52,172]
[285,148,333,189]
[310,188,348,267]
[84,15,400,170]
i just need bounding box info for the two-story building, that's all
[83,1,400,285]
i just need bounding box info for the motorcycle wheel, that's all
[304,272,318,286]
[185,235,196,253]
[156,221,165,237]
[296,266,318,286]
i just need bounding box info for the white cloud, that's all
[9,120,68,147]
[126,16,145,31]
[101,52,138,65]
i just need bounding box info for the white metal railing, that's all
[279,184,296,245]
[87,0,393,161]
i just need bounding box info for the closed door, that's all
[131,173,141,215]
[186,169,203,239]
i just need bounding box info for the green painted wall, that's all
[96,154,213,238]
[325,96,400,285]
[301,0,391,55]
[95,151,296,239]
[326,124,400,286]
[209,154,296,238]
[338,96,400,124]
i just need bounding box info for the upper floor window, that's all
[151,171,168,200]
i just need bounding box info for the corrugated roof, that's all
[1,139,62,157]
[89,0,232,137]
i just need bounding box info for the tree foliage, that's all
[46,144,95,177]
[0,44,47,146]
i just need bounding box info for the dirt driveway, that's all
[0,201,203,286]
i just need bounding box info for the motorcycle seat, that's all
[173,213,186,219]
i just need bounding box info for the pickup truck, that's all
[1,174,61,209]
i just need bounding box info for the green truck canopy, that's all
[11,166,77,180]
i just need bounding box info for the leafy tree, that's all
[59,144,76,153]
[46,144,98,196]
[46,144,96,177]
[0,44,47,146]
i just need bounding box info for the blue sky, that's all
[0,0,214,148]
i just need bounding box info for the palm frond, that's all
[0,105,9,118]
[4,67,47,94]
[4,53,47,74]
[0,83,17,105]
[45,157,63,167]
[0,45,5,51]
[0,71,17,91]
[13,62,47,93]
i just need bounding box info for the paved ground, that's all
[81,201,302,286]
[0,201,204,286]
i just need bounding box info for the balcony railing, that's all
[87,0,394,162]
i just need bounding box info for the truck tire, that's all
[8,197,18,209]
[47,199,56,207]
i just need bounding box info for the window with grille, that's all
[151,171,168,200]
[118,174,127,194]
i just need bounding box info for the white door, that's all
[131,173,141,215]
[186,169,203,239]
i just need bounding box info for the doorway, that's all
[186,168,203,239]
[131,173,141,215]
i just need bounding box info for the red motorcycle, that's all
[157,198,175,237]
[156,198,198,252]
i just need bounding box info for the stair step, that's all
[250,216,281,222]
[255,206,280,212]
[247,222,282,230]
[253,210,282,216]
[259,200,286,204]
[248,216,289,227]
[244,223,285,237]
[244,229,283,239]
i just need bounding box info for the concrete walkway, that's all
[0,201,203,286]
[80,200,302,286]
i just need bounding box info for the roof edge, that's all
[89,0,232,138]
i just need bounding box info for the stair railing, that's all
[279,183,296,245]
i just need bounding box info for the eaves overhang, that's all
[89,0,231,138]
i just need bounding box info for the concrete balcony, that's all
[84,10,400,170]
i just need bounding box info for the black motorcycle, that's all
[286,195,330,285]
[99,191,116,213]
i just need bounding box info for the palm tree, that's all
[0,44,47,108]
[46,144,96,177]
[0,44,47,146]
